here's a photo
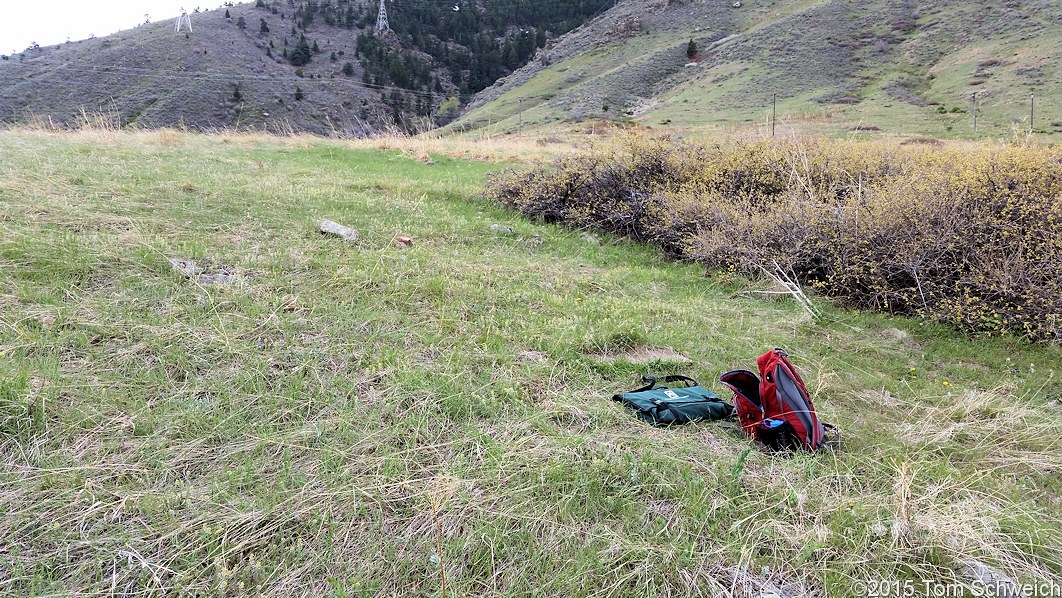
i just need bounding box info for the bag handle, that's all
[632,374,700,392]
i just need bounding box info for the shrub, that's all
[488,136,1062,342]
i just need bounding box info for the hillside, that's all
[0,0,611,135]
[455,0,1062,140]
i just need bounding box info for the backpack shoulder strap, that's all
[627,374,699,393]
[656,375,699,388]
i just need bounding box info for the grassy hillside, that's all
[0,0,612,135]
[1,129,1060,595]
[455,0,1062,140]
[0,2,386,135]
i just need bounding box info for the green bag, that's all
[613,375,735,426]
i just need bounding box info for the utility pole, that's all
[972,92,977,133]
[375,0,389,32]
[1029,93,1035,134]
[518,97,524,130]
[771,93,776,137]
[174,8,193,33]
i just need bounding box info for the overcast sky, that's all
[1,1,227,55]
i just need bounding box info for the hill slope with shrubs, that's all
[489,136,1062,342]
[456,0,1062,140]
[0,0,610,134]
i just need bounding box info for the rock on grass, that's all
[168,257,238,287]
[319,220,359,242]
[168,258,204,277]
[960,561,1020,598]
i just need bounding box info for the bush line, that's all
[487,135,1062,342]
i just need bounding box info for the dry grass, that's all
[2,111,578,164]
[345,131,579,164]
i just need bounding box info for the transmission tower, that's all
[174,8,193,33]
[375,0,390,32]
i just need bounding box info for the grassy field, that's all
[1,129,1060,597]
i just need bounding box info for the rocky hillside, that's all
[0,0,611,135]
[454,0,1062,140]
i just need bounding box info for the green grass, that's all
[1,130,1060,596]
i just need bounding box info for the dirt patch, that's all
[880,328,909,341]
[592,346,691,364]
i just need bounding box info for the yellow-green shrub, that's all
[488,136,1062,342]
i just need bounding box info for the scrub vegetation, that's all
[490,135,1062,342]
[1,128,1060,596]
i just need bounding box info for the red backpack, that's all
[720,349,829,451]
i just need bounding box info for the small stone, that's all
[580,232,600,245]
[169,258,204,277]
[960,561,1020,598]
[395,235,414,248]
[199,274,236,286]
[319,220,358,242]
[489,224,514,234]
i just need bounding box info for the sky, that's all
[1,1,225,56]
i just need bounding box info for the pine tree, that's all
[294,86,304,101]
[289,37,312,66]
[260,19,270,33]
[342,62,354,76]
[686,39,698,59]
[237,16,247,30]
[330,51,337,62]
[225,9,231,18]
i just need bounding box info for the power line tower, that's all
[174,8,193,33]
[375,0,390,32]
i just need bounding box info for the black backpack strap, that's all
[629,374,698,391]
[654,375,699,388]
[626,374,659,394]
[616,374,702,400]
[821,422,842,450]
